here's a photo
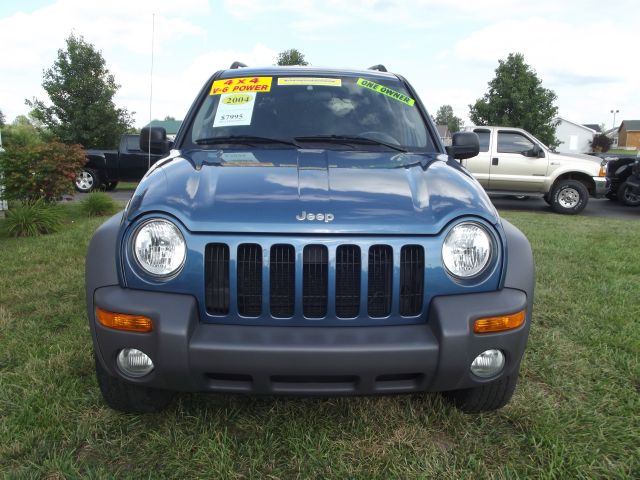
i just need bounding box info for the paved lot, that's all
[490,195,639,220]
[71,190,640,220]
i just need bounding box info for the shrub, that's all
[1,200,62,237]
[80,192,117,217]
[590,133,613,153]
[0,141,85,202]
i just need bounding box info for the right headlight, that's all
[133,218,186,277]
[442,222,493,278]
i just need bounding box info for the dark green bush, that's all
[0,141,85,202]
[1,200,62,237]
[80,192,116,217]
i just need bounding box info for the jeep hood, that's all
[126,149,498,235]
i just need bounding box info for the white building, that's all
[554,117,596,154]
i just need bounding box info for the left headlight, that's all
[442,222,493,278]
[133,219,186,277]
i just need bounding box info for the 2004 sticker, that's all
[222,94,253,105]
[210,77,272,95]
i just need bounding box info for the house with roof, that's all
[145,118,183,140]
[554,117,596,153]
[436,125,451,146]
[618,120,640,149]
[582,124,602,133]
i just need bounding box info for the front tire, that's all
[550,179,589,214]
[617,181,640,207]
[74,168,99,193]
[443,374,519,413]
[104,181,119,191]
[95,355,174,413]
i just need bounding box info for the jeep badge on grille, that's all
[296,211,334,222]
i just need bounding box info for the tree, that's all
[434,105,463,134]
[276,49,309,66]
[26,34,133,149]
[0,108,5,127]
[1,115,52,148]
[469,53,559,147]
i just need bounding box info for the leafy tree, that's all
[276,49,309,66]
[469,53,559,147]
[590,133,613,153]
[1,115,52,148]
[0,108,5,127]
[26,34,133,149]
[164,115,176,121]
[434,105,463,134]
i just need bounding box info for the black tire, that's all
[94,355,174,413]
[549,179,589,214]
[543,193,552,205]
[443,374,519,413]
[104,181,119,191]
[74,168,99,193]
[616,181,640,207]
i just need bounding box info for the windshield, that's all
[188,74,436,152]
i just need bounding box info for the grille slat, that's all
[270,244,295,317]
[335,245,361,318]
[400,245,424,316]
[237,244,262,317]
[205,244,230,315]
[303,245,328,318]
[206,242,424,321]
[368,245,393,317]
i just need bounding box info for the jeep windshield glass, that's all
[189,75,435,156]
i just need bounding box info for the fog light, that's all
[470,349,505,378]
[116,348,154,378]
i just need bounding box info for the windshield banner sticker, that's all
[213,92,256,127]
[210,77,272,95]
[277,77,342,87]
[356,78,415,106]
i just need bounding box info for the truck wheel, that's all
[94,355,174,413]
[550,179,588,214]
[617,181,640,207]
[105,181,119,191]
[543,193,552,205]
[443,374,518,413]
[74,168,99,193]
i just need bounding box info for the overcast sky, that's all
[1,0,638,129]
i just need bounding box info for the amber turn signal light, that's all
[473,310,525,334]
[598,165,607,177]
[95,307,153,333]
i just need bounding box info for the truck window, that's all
[497,131,534,154]
[474,129,491,152]
[126,136,141,152]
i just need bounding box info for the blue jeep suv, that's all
[86,64,534,413]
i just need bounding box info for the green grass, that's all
[607,149,638,156]
[115,182,138,191]
[0,208,638,478]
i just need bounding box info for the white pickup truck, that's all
[461,126,606,214]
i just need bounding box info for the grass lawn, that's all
[0,206,638,478]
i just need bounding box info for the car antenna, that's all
[147,13,155,170]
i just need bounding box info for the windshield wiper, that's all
[195,135,301,148]
[295,135,407,153]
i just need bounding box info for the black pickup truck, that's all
[74,133,165,192]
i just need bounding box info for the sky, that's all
[1,0,638,130]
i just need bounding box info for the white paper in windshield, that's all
[213,92,256,127]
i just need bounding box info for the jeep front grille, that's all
[204,242,426,321]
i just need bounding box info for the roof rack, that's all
[230,61,247,69]
[368,64,388,72]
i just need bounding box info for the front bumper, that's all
[91,286,530,395]
[593,176,607,197]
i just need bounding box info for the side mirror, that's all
[446,132,479,160]
[527,145,545,158]
[140,126,170,155]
